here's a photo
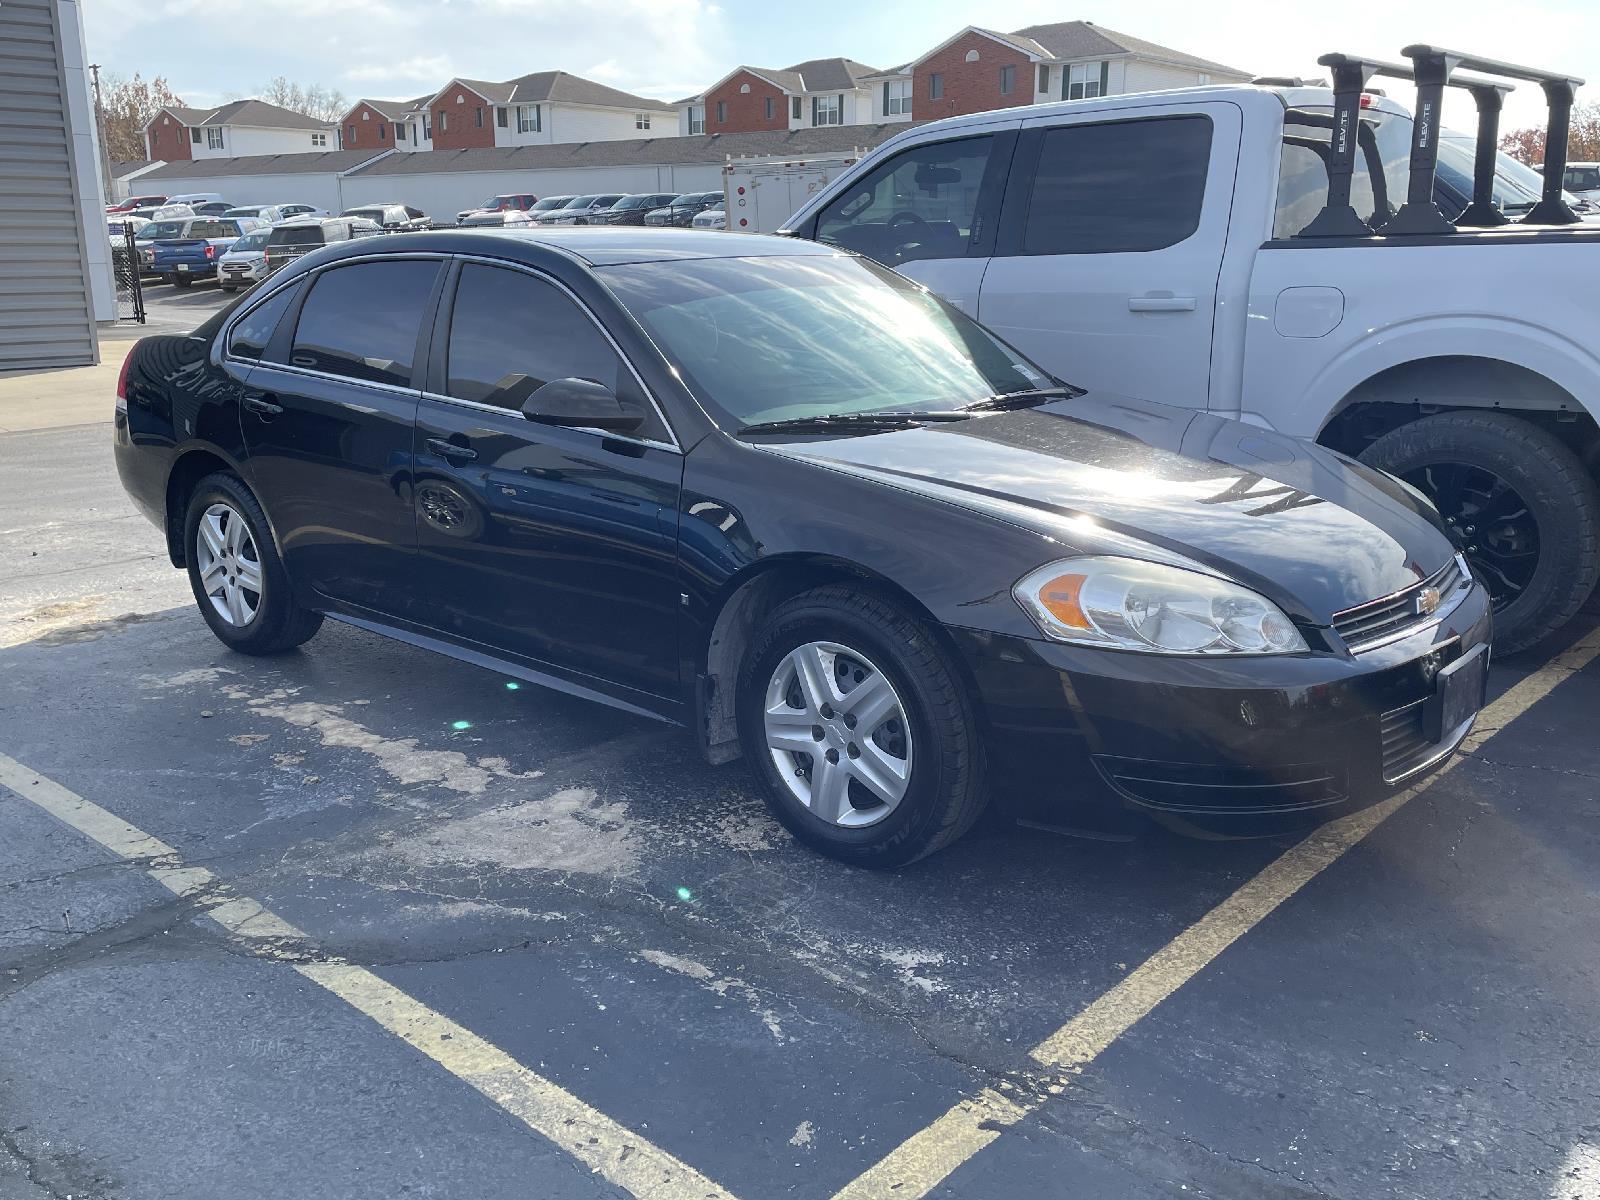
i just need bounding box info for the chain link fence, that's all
[110,222,145,324]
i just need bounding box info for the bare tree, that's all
[100,72,185,161]
[258,76,348,124]
[1500,100,1600,165]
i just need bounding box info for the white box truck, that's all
[719,153,862,233]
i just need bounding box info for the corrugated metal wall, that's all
[0,0,98,369]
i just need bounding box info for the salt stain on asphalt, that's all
[387,787,638,878]
[639,948,788,1042]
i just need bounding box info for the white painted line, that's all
[0,752,741,1200]
[1552,1141,1600,1200]
[833,627,1600,1200]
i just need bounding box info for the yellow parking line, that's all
[834,627,1600,1200]
[0,752,741,1200]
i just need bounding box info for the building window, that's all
[378,123,387,141]
[1038,64,1051,93]
[206,127,225,150]
[423,115,432,139]
[347,124,357,143]
[764,96,774,121]
[716,100,727,124]
[1067,61,1107,100]
[312,132,327,148]
[999,65,1015,95]
[475,106,484,127]
[361,110,370,121]
[395,123,406,141]
[792,96,802,120]
[517,104,540,133]
[883,78,912,115]
[439,111,448,131]
[965,49,980,62]
[687,104,705,134]
[928,73,944,100]
[636,112,651,130]
[813,93,842,126]
[456,94,465,104]
[497,107,508,128]
[190,128,202,144]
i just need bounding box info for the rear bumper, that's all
[952,582,1493,838]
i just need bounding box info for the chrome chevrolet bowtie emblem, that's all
[1415,586,1442,617]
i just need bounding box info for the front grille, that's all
[1092,755,1347,814]
[1379,700,1440,781]
[1333,556,1467,652]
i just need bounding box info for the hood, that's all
[761,395,1454,624]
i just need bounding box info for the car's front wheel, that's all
[182,472,323,655]
[737,585,987,867]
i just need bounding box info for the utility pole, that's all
[89,62,114,204]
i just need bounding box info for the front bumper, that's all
[953,582,1493,837]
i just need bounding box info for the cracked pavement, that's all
[3,295,1599,1200]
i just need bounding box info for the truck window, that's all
[1019,116,1211,255]
[814,134,995,266]
[1274,109,1412,238]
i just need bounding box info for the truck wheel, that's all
[173,275,193,289]
[1359,411,1600,654]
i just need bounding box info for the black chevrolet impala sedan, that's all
[113,229,1491,865]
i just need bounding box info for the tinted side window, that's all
[227,283,299,361]
[816,135,994,266]
[1021,117,1211,255]
[289,260,439,387]
[445,264,666,441]
[1273,112,1412,238]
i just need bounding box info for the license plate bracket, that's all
[1425,643,1488,743]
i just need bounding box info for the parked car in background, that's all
[525,195,575,220]
[1562,162,1600,203]
[107,214,151,244]
[459,209,534,228]
[691,207,726,230]
[340,204,432,232]
[216,228,272,292]
[592,193,680,226]
[644,191,722,227]
[539,195,625,225]
[145,216,267,288]
[191,201,235,217]
[264,216,383,274]
[455,193,540,224]
[163,192,225,209]
[224,204,327,224]
[108,194,167,213]
[130,212,201,273]
[129,203,196,222]
[112,228,1490,866]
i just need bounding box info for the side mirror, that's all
[520,377,643,433]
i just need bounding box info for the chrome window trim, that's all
[439,253,683,453]
[419,389,679,455]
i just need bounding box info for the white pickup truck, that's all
[783,46,1600,652]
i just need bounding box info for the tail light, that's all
[205,244,217,259]
[115,348,132,412]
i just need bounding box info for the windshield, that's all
[615,196,650,209]
[599,253,1051,430]
[1566,165,1600,191]
[531,196,571,210]
[569,196,600,207]
[228,231,269,251]
[343,208,386,221]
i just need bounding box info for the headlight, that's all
[1013,556,1308,655]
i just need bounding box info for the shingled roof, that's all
[439,71,673,111]
[677,57,882,104]
[144,99,335,132]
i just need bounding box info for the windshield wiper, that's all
[738,410,968,436]
[958,385,1086,413]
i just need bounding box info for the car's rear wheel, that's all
[182,472,322,655]
[172,275,192,288]
[1359,411,1600,653]
[737,585,987,867]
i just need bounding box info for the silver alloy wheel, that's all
[195,502,262,627]
[763,640,913,828]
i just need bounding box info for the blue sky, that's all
[83,0,1600,134]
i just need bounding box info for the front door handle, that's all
[241,391,283,416]
[426,436,478,462]
[1127,295,1197,312]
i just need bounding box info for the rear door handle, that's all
[1127,295,1197,312]
[241,391,283,416]
[426,437,478,462]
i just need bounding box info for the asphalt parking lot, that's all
[3,285,1600,1200]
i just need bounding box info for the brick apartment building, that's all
[143,99,337,161]
[675,58,881,136]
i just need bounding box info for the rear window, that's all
[1565,165,1600,192]
[1020,116,1211,255]
[344,208,387,221]
[227,283,300,361]
[230,231,270,251]
[288,259,440,387]
[187,220,231,238]
[1274,108,1413,238]
[269,225,327,247]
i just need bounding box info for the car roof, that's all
[323,226,842,267]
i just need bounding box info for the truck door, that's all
[976,102,1241,410]
[807,126,1019,318]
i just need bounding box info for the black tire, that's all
[1359,411,1600,654]
[736,585,987,867]
[172,274,193,289]
[181,472,323,655]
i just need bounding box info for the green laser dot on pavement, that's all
[451,720,472,731]
[676,886,693,901]
[505,681,520,690]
